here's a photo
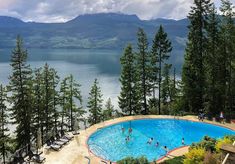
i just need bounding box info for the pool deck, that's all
[42,115,235,164]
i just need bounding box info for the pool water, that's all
[87,119,235,162]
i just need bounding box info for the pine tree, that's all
[0,85,10,164]
[204,4,222,117]
[51,69,60,133]
[87,79,103,125]
[151,25,172,114]
[42,63,58,137]
[59,77,69,131]
[182,0,212,113]
[66,74,84,131]
[32,68,44,144]
[8,36,33,148]
[136,28,151,114]
[118,44,141,115]
[220,0,235,120]
[150,40,159,100]
[103,98,114,121]
[161,64,172,106]
[169,67,177,102]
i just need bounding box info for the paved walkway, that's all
[156,146,189,163]
[42,115,235,164]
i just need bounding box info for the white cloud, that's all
[0,0,234,22]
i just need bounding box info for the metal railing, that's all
[222,141,235,164]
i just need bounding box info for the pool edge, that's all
[85,115,235,163]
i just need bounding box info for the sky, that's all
[0,0,233,23]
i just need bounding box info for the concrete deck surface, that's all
[42,115,235,164]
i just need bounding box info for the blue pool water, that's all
[87,119,235,162]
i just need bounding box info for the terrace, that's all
[42,115,235,164]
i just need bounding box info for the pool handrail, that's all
[85,156,90,164]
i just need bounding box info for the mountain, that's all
[0,13,188,48]
[0,13,189,69]
[0,16,26,27]
[67,13,141,24]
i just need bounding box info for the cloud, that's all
[0,0,234,22]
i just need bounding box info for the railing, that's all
[88,143,110,160]
[101,160,108,164]
[222,141,235,164]
[85,156,90,164]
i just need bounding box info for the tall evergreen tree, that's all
[8,36,33,148]
[51,69,60,133]
[169,67,177,102]
[87,79,103,125]
[150,41,159,100]
[42,63,58,137]
[182,0,212,113]
[220,0,235,119]
[66,74,84,131]
[161,64,172,106]
[32,68,44,144]
[204,4,222,117]
[151,25,172,114]
[103,98,114,121]
[60,77,69,131]
[136,28,151,114]
[0,84,10,164]
[119,44,141,115]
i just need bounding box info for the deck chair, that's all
[50,136,65,146]
[46,140,61,151]
[56,133,69,144]
[61,131,73,140]
[28,150,46,163]
[72,131,80,135]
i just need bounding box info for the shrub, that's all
[224,135,235,141]
[203,151,219,164]
[117,156,149,164]
[117,157,136,164]
[138,156,149,164]
[148,98,158,115]
[190,136,216,152]
[183,147,205,164]
[215,137,233,152]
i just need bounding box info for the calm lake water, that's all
[0,48,122,108]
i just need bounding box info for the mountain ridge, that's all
[0,13,189,70]
[0,13,189,49]
[0,13,182,24]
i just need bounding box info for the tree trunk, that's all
[159,50,162,115]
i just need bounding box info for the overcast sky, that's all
[0,0,233,23]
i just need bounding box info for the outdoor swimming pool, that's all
[87,119,235,162]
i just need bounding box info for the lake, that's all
[0,48,123,108]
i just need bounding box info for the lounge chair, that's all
[55,133,69,144]
[9,146,32,164]
[9,155,28,164]
[50,136,65,146]
[72,131,80,135]
[28,150,46,163]
[46,140,61,151]
[32,154,46,163]
[61,131,73,140]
